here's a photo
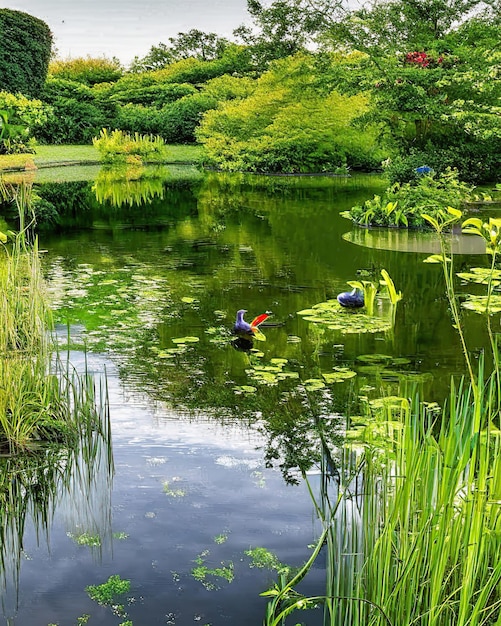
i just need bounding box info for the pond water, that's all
[1,168,495,625]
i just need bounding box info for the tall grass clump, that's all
[92,128,169,165]
[0,179,109,453]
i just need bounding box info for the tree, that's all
[306,0,501,182]
[129,30,229,72]
[168,29,229,61]
[234,0,325,66]
[130,43,176,73]
[0,9,53,98]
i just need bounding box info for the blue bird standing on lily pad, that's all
[233,309,270,341]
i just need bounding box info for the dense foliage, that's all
[49,56,124,85]
[0,3,498,181]
[197,53,384,173]
[0,92,50,154]
[0,9,53,98]
[344,168,474,228]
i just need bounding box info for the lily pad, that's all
[323,368,357,383]
[298,299,392,334]
[457,267,501,285]
[356,354,393,364]
[172,336,200,344]
[461,295,501,314]
[304,378,326,391]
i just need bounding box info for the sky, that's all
[2,0,251,65]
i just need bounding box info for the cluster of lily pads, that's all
[298,300,393,334]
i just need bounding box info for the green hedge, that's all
[0,9,52,98]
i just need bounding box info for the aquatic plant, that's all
[92,128,169,165]
[298,270,401,335]
[86,574,131,617]
[344,169,473,229]
[0,179,112,452]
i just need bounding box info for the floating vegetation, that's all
[234,385,258,395]
[68,532,102,547]
[461,295,501,314]
[86,575,131,618]
[298,300,392,334]
[245,358,300,386]
[171,336,200,344]
[457,267,501,285]
[163,479,186,498]
[322,367,357,384]
[245,547,289,574]
[191,550,234,591]
[213,531,229,545]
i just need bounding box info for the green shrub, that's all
[385,137,501,185]
[107,81,197,107]
[0,91,50,153]
[37,78,117,144]
[36,99,113,144]
[42,77,96,103]
[92,128,169,164]
[0,9,52,98]
[49,56,123,86]
[345,168,473,228]
[115,104,161,135]
[197,55,383,173]
[157,93,218,143]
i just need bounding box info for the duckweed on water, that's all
[163,479,186,497]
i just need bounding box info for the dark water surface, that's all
[1,169,493,625]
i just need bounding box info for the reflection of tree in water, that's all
[0,413,113,619]
[261,390,345,485]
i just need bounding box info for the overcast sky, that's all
[3,0,251,65]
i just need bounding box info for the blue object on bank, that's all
[415,165,433,175]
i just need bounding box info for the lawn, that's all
[0,144,203,172]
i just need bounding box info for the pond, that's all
[1,167,494,625]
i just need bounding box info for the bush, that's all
[37,78,117,144]
[0,91,50,153]
[36,98,113,144]
[197,55,384,173]
[108,82,197,107]
[385,138,501,185]
[0,9,52,98]
[345,168,474,229]
[115,104,161,135]
[42,77,96,103]
[49,56,123,86]
[157,93,218,143]
[92,129,169,164]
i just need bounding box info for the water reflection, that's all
[19,167,501,624]
[0,389,113,620]
[39,169,482,414]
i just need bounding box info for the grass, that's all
[0,180,111,452]
[0,143,203,172]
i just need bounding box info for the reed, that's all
[0,179,110,452]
